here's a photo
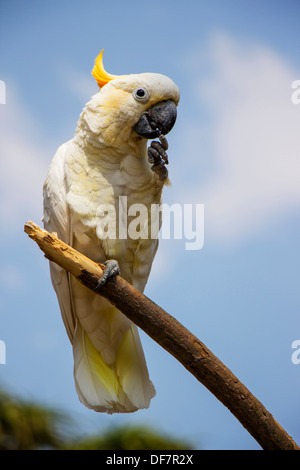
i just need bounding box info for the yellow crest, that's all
[92,50,122,88]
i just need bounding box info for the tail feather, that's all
[73,320,155,413]
[116,326,156,410]
[73,322,120,412]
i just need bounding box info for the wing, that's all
[43,141,157,412]
[43,141,76,342]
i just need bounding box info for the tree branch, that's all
[24,220,299,450]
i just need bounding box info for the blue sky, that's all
[0,0,300,450]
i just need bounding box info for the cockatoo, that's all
[43,50,180,413]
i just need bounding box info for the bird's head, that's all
[77,50,180,151]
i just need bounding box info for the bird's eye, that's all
[133,87,150,103]
[136,89,145,97]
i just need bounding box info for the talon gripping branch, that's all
[43,50,180,413]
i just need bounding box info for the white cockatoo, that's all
[43,50,180,413]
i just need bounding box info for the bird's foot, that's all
[94,259,120,292]
[148,132,169,181]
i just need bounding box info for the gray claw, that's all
[150,141,168,162]
[94,259,120,291]
[148,146,159,163]
[151,162,168,181]
[158,133,168,151]
[147,134,169,182]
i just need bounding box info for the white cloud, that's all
[181,33,300,245]
[0,68,98,237]
[0,89,50,234]
[58,65,97,102]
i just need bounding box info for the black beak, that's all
[134,99,177,139]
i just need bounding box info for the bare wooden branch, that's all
[24,220,299,450]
